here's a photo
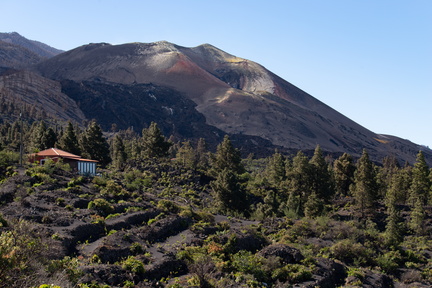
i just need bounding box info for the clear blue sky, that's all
[2,0,431,148]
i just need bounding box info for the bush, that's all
[130,242,144,255]
[121,256,145,274]
[330,239,373,266]
[0,219,47,286]
[271,264,312,283]
[87,198,114,216]
[231,250,266,281]
[157,199,180,213]
[0,213,7,227]
[67,176,86,187]
[376,250,402,274]
[46,256,83,283]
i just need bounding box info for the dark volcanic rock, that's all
[312,258,347,288]
[144,255,188,280]
[79,264,132,286]
[258,243,304,264]
[105,209,160,231]
[345,269,394,288]
[0,175,35,204]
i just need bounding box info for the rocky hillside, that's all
[0,32,63,59]
[0,40,43,68]
[0,154,431,288]
[0,69,86,124]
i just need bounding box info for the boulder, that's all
[258,243,304,264]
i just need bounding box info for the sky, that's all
[2,0,431,148]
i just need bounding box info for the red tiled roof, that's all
[36,148,98,162]
[37,148,81,159]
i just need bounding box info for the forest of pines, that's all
[0,118,431,287]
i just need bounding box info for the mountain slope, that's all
[35,41,431,163]
[0,40,44,68]
[0,69,86,123]
[0,32,63,58]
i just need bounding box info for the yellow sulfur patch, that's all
[374,138,389,144]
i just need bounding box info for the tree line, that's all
[0,118,431,245]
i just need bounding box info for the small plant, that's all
[88,198,114,216]
[121,256,145,274]
[0,213,7,227]
[157,199,180,213]
[55,197,65,206]
[347,267,364,278]
[91,254,101,264]
[51,233,62,240]
[105,213,121,220]
[376,250,402,274]
[330,239,372,266]
[130,242,144,255]
[123,280,135,288]
[68,176,86,187]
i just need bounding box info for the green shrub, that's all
[56,197,65,206]
[100,180,130,199]
[231,250,266,281]
[92,176,108,187]
[121,256,145,274]
[0,213,7,227]
[88,198,114,216]
[330,239,372,266]
[67,176,85,187]
[376,250,402,274]
[130,242,144,255]
[157,199,180,213]
[0,219,46,285]
[271,264,312,283]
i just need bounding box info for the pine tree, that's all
[111,134,127,170]
[408,151,430,206]
[30,121,47,152]
[409,197,425,235]
[265,151,286,187]
[285,151,312,216]
[176,141,197,169]
[333,153,355,196]
[59,122,81,155]
[141,122,171,159]
[81,120,111,166]
[196,138,209,170]
[42,127,57,150]
[304,192,323,218]
[384,173,404,246]
[351,149,378,217]
[211,168,247,214]
[309,145,334,202]
[211,135,245,175]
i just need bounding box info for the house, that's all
[30,148,98,176]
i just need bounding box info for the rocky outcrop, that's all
[258,244,304,264]
[0,69,86,123]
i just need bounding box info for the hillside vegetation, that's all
[0,120,431,288]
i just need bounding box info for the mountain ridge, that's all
[0,32,63,58]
